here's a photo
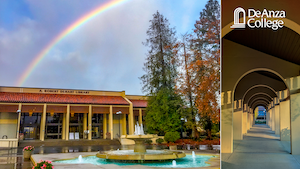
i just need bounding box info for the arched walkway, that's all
[221,0,300,168]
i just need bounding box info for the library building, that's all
[0,86,147,145]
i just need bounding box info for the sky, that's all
[0,0,208,95]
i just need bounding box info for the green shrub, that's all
[156,138,164,144]
[164,132,180,143]
[145,139,152,144]
[255,120,266,124]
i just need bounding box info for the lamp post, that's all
[116,111,122,138]
[180,118,185,141]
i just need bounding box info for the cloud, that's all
[0,0,206,95]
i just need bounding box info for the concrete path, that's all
[222,124,300,169]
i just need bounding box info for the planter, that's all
[199,145,208,150]
[169,145,177,150]
[212,145,220,150]
[199,144,214,150]
[186,144,191,150]
[23,151,33,160]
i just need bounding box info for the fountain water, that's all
[192,151,196,163]
[134,122,144,135]
[96,122,186,161]
[172,160,176,167]
[192,151,196,158]
[78,155,82,163]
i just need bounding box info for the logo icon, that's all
[230,7,246,29]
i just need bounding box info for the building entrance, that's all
[92,114,103,139]
[24,127,36,140]
[20,113,40,140]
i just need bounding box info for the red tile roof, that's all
[130,99,147,108]
[0,92,129,105]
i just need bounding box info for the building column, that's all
[122,114,127,135]
[250,114,255,127]
[247,112,251,130]
[109,105,113,140]
[275,105,280,135]
[280,99,290,141]
[139,108,142,125]
[272,108,275,131]
[269,108,273,130]
[40,104,47,141]
[233,110,243,140]
[252,111,255,126]
[88,105,92,140]
[83,113,87,139]
[103,114,107,139]
[251,113,254,127]
[66,104,70,140]
[129,104,134,135]
[269,109,272,128]
[16,103,22,139]
[221,107,233,153]
[290,93,300,154]
[242,112,247,134]
[266,110,270,127]
[62,113,66,140]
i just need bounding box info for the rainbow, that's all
[17,0,128,86]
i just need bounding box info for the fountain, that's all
[78,155,82,163]
[96,122,186,161]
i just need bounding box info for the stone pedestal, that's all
[134,139,146,153]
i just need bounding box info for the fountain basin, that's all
[54,154,216,168]
[96,150,186,161]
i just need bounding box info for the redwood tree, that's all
[191,0,220,139]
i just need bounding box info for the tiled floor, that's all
[0,155,32,169]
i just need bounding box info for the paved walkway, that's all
[222,124,300,169]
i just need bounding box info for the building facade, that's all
[0,86,147,142]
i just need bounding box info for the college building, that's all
[0,86,147,146]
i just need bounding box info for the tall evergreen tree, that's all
[141,11,182,135]
[141,11,177,94]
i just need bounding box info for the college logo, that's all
[231,7,286,30]
[230,7,246,28]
